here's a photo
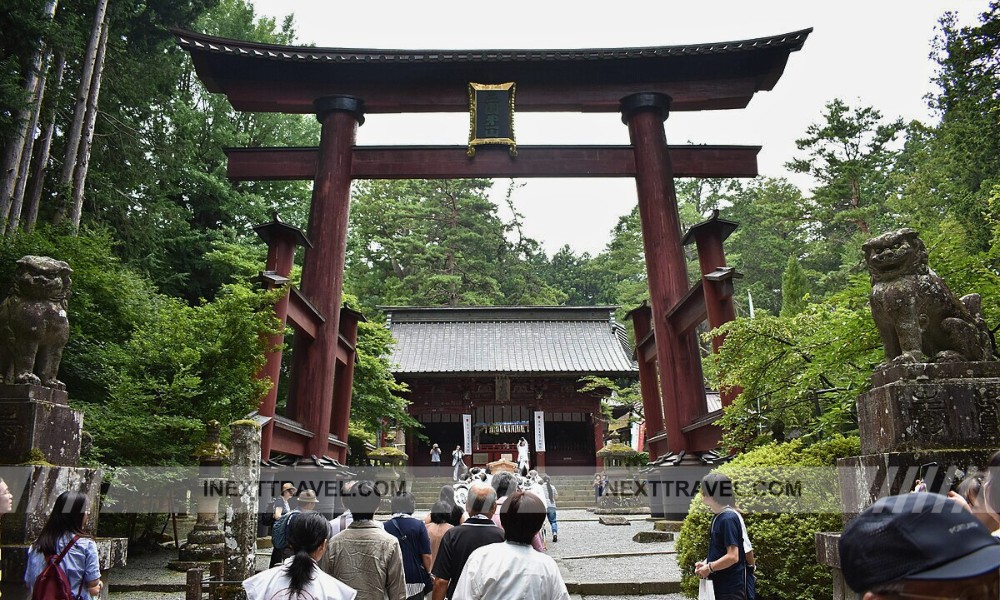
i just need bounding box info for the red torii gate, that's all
[175,28,810,463]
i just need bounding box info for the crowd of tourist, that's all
[250,468,567,600]
[17,448,1000,600]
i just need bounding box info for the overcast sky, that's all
[247,0,989,255]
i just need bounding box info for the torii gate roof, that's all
[173,28,811,114]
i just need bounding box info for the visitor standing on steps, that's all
[430,443,442,471]
[452,445,465,481]
[517,437,530,475]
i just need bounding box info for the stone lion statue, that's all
[0,255,72,389]
[863,228,994,365]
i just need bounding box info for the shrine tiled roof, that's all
[173,28,810,65]
[173,28,811,114]
[382,306,637,376]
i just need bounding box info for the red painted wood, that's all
[286,290,322,341]
[666,282,708,335]
[196,73,769,115]
[290,106,360,459]
[256,232,298,458]
[224,145,760,181]
[270,428,309,457]
[626,98,708,454]
[330,309,361,462]
[691,224,742,409]
[627,305,667,459]
[684,422,724,452]
[177,28,810,115]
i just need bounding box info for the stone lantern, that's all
[172,420,230,568]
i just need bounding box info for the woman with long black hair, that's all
[24,491,102,600]
[244,511,356,600]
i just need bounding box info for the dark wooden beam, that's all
[225,145,760,181]
[286,287,324,341]
[216,78,763,114]
[665,281,708,336]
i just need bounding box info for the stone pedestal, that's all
[817,362,1000,599]
[857,362,1000,455]
[0,465,102,545]
[0,385,82,466]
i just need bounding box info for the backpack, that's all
[271,509,299,550]
[32,535,82,600]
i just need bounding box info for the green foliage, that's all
[723,178,812,315]
[676,436,860,600]
[786,99,905,240]
[346,179,565,311]
[0,227,279,465]
[923,3,1000,248]
[81,282,278,465]
[709,285,881,449]
[0,226,157,402]
[347,298,417,437]
[779,256,809,317]
[578,375,643,420]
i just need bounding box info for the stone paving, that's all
[109,509,685,599]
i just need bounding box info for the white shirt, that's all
[243,557,357,600]
[451,541,569,600]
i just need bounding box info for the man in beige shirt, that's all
[326,480,406,600]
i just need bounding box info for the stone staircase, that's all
[405,474,603,510]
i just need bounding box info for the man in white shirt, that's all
[452,491,569,600]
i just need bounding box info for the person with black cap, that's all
[839,492,1000,599]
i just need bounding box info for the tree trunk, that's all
[68,19,110,232]
[0,0,59,229]
[54,0,108,225]
[23,54,66,234]
[6,49,55,235]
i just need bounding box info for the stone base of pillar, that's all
[0,385,82,466]
[857,361,1000,455]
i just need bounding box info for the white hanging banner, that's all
[533,411,546,452]
[462,414,472,454]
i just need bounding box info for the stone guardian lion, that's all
[863,228,994,365]
[0,255,72,389]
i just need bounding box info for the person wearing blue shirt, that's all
[695,472,747,600]
[384,492,432,600]
[25,491,102,600]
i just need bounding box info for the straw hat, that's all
[281,483,296,494]
[297,489,319,504]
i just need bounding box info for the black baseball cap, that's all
[839,492,1000,593]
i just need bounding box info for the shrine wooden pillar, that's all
[331,307,362,462]
[290,96,364,459]
[620,93,705,454]
[683,213,742,408]
[253,218,310,458]
[626,302,668,458]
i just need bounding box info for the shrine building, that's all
[383,306,638,469]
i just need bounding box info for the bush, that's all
[675,436,860,600]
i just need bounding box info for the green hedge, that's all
[675,436,860,600]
